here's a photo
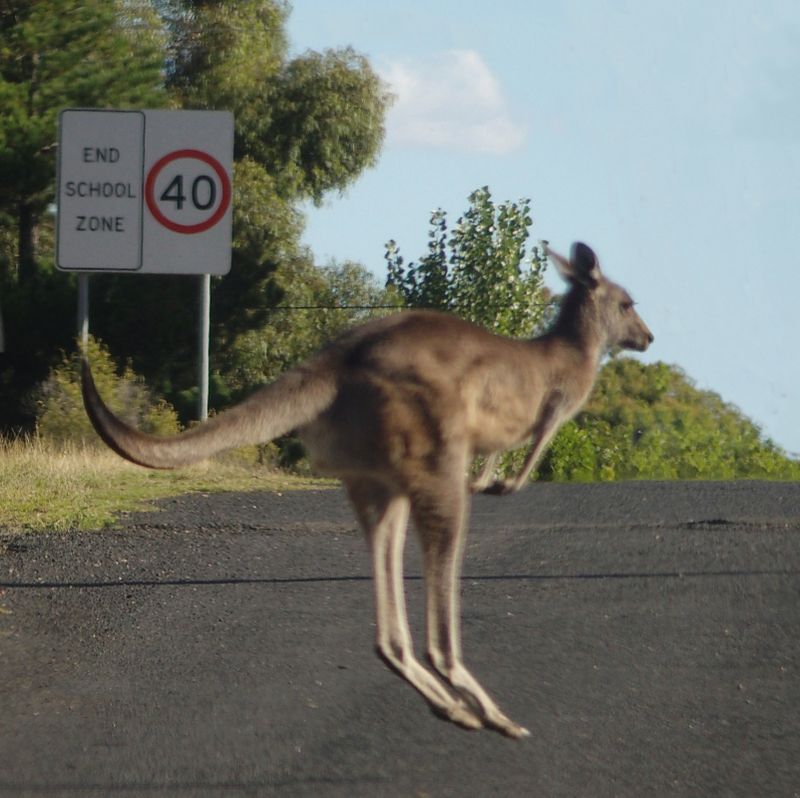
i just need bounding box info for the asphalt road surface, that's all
[1,481,799,797]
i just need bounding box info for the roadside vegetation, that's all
[0,436,326,533]
[539,359,800,481]
[1,337,327,533]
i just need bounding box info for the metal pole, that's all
[77,273,89,350]
[198,273,210,422]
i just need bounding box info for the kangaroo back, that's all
[82,357,337,469]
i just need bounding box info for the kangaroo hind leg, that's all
[412,479,530,739]
[344,478,482,731]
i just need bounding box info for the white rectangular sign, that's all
[57,109,234,275]
[57,110,145,271]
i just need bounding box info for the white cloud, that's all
[379,50,527,155]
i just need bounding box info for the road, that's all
[1,481,799,797]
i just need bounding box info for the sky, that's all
[285,0,800,456]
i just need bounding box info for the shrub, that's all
[36,337,180,446]
[538,358,800,481]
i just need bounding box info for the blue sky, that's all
[286,1,800,456]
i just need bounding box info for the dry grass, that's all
[0,436,327,533]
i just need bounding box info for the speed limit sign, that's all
[57,109,233,275]
[145,149,232,235]
[141,111,233,275]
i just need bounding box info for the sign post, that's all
[77,274,89,350]
[198,274,211,422]
[57,109,234,421]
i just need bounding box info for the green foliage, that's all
[163,1,389,203]
[263,46,389,203]
[36,337,180,445]
[164,0,288,119]
[386,187,549,336]
[220,259,398,394]
[0,0,168,428]
[0,261,77,429]
[0,0,165,234]
[538,358,800,481]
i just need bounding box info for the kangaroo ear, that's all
[544,244,573,281]
[569,242,602,288]
[545,241,602,289]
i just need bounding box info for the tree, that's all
[385,187,550,336]
[89,0,391,409]
[0,0,391,431]
[260,46,387,204]
[0,0,165,281]
[162,1,388,203]
[0,0,166,429]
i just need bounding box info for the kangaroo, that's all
[82,242,652,738]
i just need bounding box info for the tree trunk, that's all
[18,202,37,284]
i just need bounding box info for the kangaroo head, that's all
[547,242,654,353]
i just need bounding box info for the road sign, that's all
[141,111,233,275]
[144,149,231,234]
[57,109,233,275]
[56,110,145,272]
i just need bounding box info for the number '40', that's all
[160,174,216,211]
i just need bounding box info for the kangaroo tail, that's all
[82,357,336,469]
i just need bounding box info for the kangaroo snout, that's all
[629,323,654,352]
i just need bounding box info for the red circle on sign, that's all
[145,149,231,234]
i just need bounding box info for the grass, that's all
[0,436,329,533]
